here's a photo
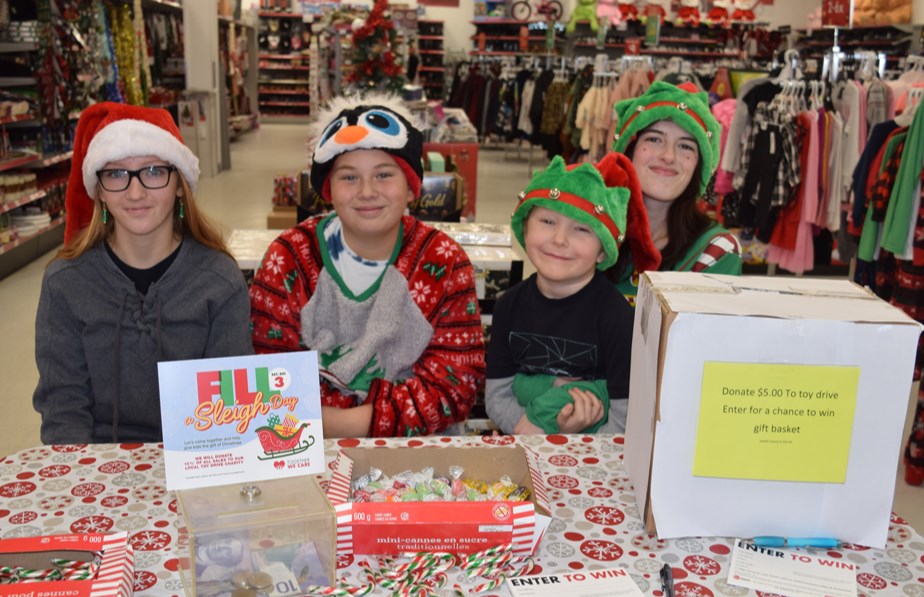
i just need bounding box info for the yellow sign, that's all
[693,362,860,483]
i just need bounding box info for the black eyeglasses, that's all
[96,165,177,192]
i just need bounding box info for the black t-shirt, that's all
[106,240,182,295]
[486,270,635,400]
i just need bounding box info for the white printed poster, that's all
[158,351,324,490]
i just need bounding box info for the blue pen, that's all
[753,536,840,549]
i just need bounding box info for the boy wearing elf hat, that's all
[250,94,484,438]
[608,81,742,304]
[486,153,659,434]
[33,102,253,445]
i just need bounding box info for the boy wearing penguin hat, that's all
[486,153,658,434]
[250,94,485,438]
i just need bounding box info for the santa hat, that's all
[64,102,199,244]
[308,93,423,201]
[612,81,721,196]
[512,155,660,272]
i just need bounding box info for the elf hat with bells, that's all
[612,80,721,196]
[308,93,424,201]
[64,102,200,245]
[511,154,661,273]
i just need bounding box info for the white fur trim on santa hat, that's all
[82,118,200,199]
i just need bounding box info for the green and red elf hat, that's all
[511,154,661,273]
[612,81,721,196]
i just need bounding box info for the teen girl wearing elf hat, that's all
[33,102,254,445]
[609,81,743,303]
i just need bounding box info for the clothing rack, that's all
[823,49,886,82]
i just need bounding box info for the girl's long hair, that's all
[56,175,233,262]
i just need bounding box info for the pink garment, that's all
[711,98,736,195]
[597,0,623,26]
[768,111,818,273]
[608,69,651,150]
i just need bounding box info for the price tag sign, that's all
[644,13,660,46]
[625,37,641,55]
[822,0,853,28]
[596,22,608,50]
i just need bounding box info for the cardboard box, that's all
[327,446,552,556]
[267,206,297,230]
[426,151,446,172]
[176,476,336,597]
[626,272,922,548]
[0,532,133,597]
[412,172,463,222]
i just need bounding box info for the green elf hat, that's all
[612,81,721,196]
[512,156,630,271]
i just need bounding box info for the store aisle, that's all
[0,124,920,532]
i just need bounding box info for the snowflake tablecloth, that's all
[1,436,923,596]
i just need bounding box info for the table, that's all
[2,435,922,596]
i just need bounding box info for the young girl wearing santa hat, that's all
[33,102,254,444]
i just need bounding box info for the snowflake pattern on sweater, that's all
[250,215,485,436]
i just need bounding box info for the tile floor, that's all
[0,123,920,531]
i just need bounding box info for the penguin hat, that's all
[308,94,424,201]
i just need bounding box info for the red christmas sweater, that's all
[250,214,485,436]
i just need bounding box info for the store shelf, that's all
[259,53,310,59]
[0,189,46,216]
[659,36,720,45]
[0,153,40,173]
[0,77,38,87]
[258,88,309,95]
[257,11,311,120]
[22,151,73,169]
[417,20,445,99]
[143,0,182,10]
[258,11,303,18]
[0,42,38,52]
[0,113,38,126]
[257,78,309,85]
[259,100,310,107]
[0,216,64,257]
[641,49,734,58]
[258,64,311,71]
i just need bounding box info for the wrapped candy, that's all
[350,466,532,503]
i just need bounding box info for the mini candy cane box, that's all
[0,532,133,597]
[326,446,552,557]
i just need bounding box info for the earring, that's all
[177,197,185,219]
[101,203,109,224]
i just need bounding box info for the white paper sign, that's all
[158,351,324,490]
[506,568,644,597]
[728,539,858,597]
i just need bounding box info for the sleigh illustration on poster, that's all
[255,414,316,460]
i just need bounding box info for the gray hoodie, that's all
[33,238,254,444]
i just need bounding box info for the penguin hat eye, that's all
[361,109,404,138]
[318,116,347,148]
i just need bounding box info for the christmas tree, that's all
[347,0,406,94]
